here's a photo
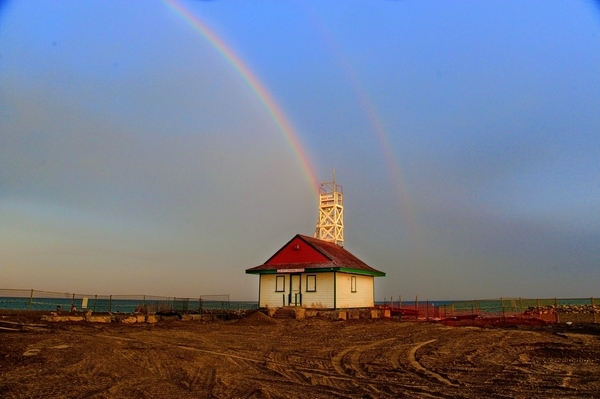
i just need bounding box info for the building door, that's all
[289,274,301,306]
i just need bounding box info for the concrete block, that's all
[295,308,306,320]
[348,310,360,320]
[41,315,61,322]
[86,315,112,323]
[146,315,159,324]
[120,316,138,324]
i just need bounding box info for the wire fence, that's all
[0,289,258,315]
[377,296,600,325]
[2,289,597,325]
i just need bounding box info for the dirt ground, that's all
[1,311,600,399]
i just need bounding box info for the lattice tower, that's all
[314,171,344,247]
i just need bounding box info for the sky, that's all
[1,0,599,301]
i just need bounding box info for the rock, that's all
[85,315,112,323]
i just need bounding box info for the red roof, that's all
[246,234,385,276]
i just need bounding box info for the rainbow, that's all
[161,0,320,193]
[302,6,424,255]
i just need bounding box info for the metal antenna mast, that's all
[314,170,344,247]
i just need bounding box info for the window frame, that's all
[275,275,285,292]
[306,275,316,292]
[351,276,357,293]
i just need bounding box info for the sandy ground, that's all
[1,311,600,398]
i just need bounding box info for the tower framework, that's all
[314,171,344,247]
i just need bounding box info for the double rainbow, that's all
[162,0,320,194]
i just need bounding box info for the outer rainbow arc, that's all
[302,6,423,256]
[162,0,320,194]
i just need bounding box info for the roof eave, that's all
[337,267,386,277]
[246,266,385,276]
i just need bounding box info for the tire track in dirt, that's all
[117,342,170,380]
[262,350,310,385]
[408,339,457,386]
[349,338,396,378]
[94,334,273,365]
[331,338,395,377]
[389,342,419,369]
[327,338,463,397]
[32,328,452,398]
[167,364,217,396]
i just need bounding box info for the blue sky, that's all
[1,0,599,300]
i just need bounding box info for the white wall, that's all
[335,274,374,308]
[302,273,335,308]
[258,274,287,308]
[258,272,375,309]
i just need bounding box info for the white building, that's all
[246,234,385,309]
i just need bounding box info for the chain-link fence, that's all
[378,296,600,325]
[0,289,258,314]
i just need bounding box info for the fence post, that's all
[501,297,505,325]
[592,297,596,324]
[426,299,429,320]
[71,293,75,310]
[109,295,112,313]
[475,299,478,315]
[519,297,522,315]
[28,289,34,310]
[93,295,97,312]
[399,295,401,309]
[415,295,418,320]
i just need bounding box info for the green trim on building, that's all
[333,271,337,310]
[337,267,386,277]
[246,267,385,277]
[258,274,262,307]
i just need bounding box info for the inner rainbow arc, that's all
[161,0,320,194]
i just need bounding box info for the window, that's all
[351,276,357,293]
[275,276,285,292]
[306,275,316,292]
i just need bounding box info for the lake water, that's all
[0,296,258,313]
